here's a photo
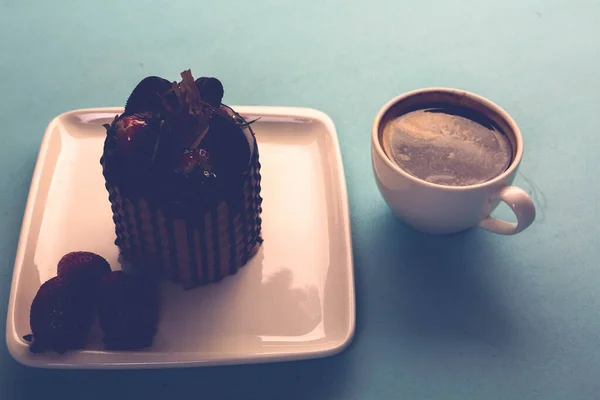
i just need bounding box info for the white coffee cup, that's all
[371,88,536,235]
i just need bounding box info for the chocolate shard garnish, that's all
[165,70,216,156]
[169,70,211,118]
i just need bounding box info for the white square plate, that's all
[6,106,355,369]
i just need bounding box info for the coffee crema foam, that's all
[382,107,512,186]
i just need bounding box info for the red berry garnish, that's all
[57,251,111,289]
[115,113,151,153]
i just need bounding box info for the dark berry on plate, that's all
[57,251,111,289]
[195,77,224,107]
[25,276,96,354]
[98,271,159,350]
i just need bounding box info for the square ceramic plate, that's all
[6,106,355,369]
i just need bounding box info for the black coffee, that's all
[382,104,512,186]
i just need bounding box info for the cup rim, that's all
[372,87,524,191]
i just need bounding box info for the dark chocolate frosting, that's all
[101,70,257,211]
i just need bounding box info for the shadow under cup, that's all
[372,88,536,235]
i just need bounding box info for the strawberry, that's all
[24,276,96,354]
[98,271,159,350]
[57,251,111,290]
[115,113,152,153]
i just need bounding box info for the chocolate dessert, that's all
[101,70,263,289]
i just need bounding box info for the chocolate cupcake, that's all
[101,70,263,289]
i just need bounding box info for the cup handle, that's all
[477,186,536,235]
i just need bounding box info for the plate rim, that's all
[6,106,356,369]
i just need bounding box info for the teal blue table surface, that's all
[1,0,599,399]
